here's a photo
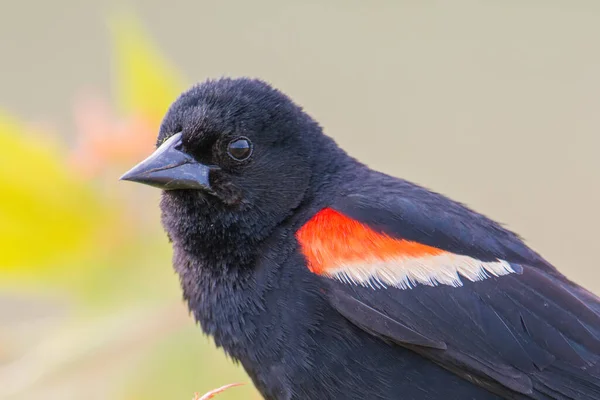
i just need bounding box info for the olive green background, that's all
[2,0,600,398]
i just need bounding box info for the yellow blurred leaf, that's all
[0,112,117,271]
[110,14,185,124]
[68,14,187,178]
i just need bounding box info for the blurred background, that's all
[1,1,600,399]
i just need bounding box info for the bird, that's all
[121,77,600,400]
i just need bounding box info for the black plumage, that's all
[122,78,600,399]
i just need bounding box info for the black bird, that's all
[121,78,600,399]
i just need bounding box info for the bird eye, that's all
[227,137,252,161]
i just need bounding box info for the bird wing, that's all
[296,190,600,399]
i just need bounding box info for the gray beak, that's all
[120,132,213,191]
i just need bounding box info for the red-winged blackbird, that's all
[122,78,600,400]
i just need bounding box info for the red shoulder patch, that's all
[296,208,443,274]
[296,208,515,289]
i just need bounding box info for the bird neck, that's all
[289,133,364,222]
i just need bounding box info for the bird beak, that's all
[120,132,213,191]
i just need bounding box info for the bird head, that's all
[121,78,338,254]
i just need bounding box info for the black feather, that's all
[125,77,600,400]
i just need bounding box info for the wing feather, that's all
[296,183,600,399]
